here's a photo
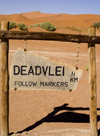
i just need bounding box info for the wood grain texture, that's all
[1,21,9,136]
[88,27,98,136]
[0,30,100,44]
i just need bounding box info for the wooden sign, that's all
[10,49,82,91]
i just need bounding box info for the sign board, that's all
[10,49,83,91]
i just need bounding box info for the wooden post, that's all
[88,27,98,136]
[1,21,9,136]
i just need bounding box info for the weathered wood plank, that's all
[1,22,9,136]
[0,30,100,44]
[88,27,98,136]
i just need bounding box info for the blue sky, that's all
[0,0,100,15]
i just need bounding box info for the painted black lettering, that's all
[49,66,54,76]
[40,82,44,86]
[42,66,48,75]
[55,66,62,76]
[48,82,52,86]
[21,81,24,86]
[57,82,60,87]
[15,81,18,86]
[18,81,22,86]
[21,66,27,75]
[14,65,20,75]
[70,77,78,82]
[70,78,75,82]
[32,82,37,86]
[52,82,56,86]
[75,78,78,82]
[71,71,75,76]
[61,82,64,87]
[62,67,65,76]
[29,81,32,86]
[28,66,34,75]
[35,66,41,75]
[65,82,68,87]
[25,81,28,86]
[45,82,48,86]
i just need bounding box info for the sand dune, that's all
[0,14,33,25]
[0,11,100,28]
[21,11,57,19]
[21,11,100,28]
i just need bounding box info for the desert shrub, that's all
[18,23,27,31]
[29,25,34,28]
[98,21,100,27]
[9,21,16,30]
[91,22,100,29]
[29,24,39,28]
[29,23,44,28]
[23,26,27,31]
[92,22,99,28]
[85,65,89,71]
[40,22,56,31]
[64,26,81,32]
[33,23,40,27]
[40,23,45,28]
[29,22,56,31]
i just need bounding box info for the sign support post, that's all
[1,21,9,136]
[88,27,98,136]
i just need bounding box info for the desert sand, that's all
[0,11,100,136]
[1,11,100,28]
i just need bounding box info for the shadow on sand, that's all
[10,103,100,135]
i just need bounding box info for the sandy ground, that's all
[0,37,100,136]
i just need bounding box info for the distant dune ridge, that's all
[0,11,100,28]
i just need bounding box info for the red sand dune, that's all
[0,14,33,25]
[21,11,100,28]
[21,11,57,19]
[1,11,100,28]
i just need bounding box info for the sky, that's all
[0,0,100,15]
